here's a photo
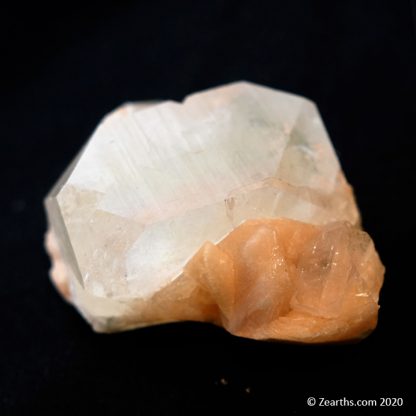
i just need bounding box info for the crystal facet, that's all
[44,82,384,342]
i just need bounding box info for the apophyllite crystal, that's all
[44,82,384,343]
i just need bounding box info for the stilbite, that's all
[44,82,384,342]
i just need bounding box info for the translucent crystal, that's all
[44,82,384,342]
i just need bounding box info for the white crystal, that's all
[45,82,359,331]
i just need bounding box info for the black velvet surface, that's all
[1,1,415,414]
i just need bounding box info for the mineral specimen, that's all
[44,82,384,343]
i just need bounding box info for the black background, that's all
[1,1,415,414]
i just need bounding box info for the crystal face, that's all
[44,82,384,342]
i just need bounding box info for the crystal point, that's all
[44,82,384,342]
